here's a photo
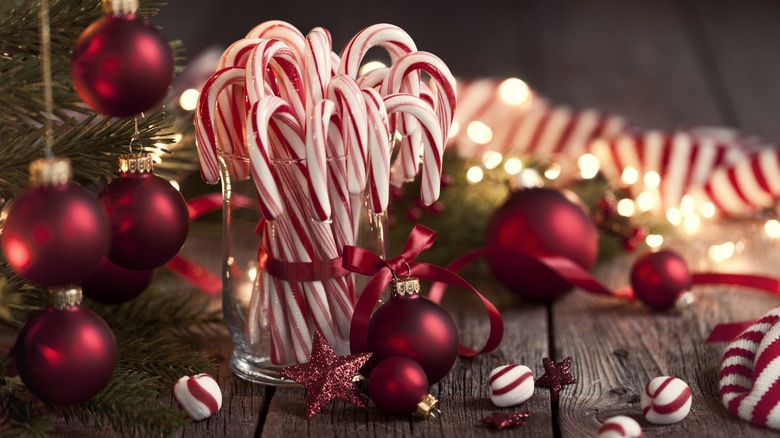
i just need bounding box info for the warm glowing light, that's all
[578,153,600,179]
[449,120,460,138]
[358,60,387,76]
[709,242,735,262]
[646,234,664,248]
[683,214,700,234]
[680,194,696,215]
[637,191,654,211]
[666,208,682,226]
[482,151,503,170]
[766,219,780,238]
[544,163,562,180]
[617,199,635,217]
[498,77,531,105]
[466,166,484,184]
[504,157,523,175]
[516,168,542,188]
[702,202,716,218]
[621,167,639,185]
[467,121,493,144]
[248,267,258,281]
[179,88,199,111]
[644,171,660,189]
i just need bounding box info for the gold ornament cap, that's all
[388,276,421,297]
[102,0,139,16]
[29,157,72,187]
[119,153,154,174]
[48,286,83,310]
[415,394,439,419]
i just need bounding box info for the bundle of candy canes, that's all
[194,21,456,364]
[453,78,780,216]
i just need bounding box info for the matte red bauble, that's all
[485,188,599,301]
[369,357,430,416]
[15,287,117,405]
[1,159,110,287]
[81,256,153,304]
[99,154,189,270]
[365,277,458,384]
[71,13,173,117]
[631,249,691,310]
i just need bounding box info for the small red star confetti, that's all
[278,331,372,418]
[535,356,577,402]
[479,411,531,430]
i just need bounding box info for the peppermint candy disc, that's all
[173,373,222,421]
[488,364,534,407]
[720,306,780,430]
[598,415,643,438]
[640,376,692,424]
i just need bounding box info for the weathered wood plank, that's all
[538,0,726,131]
[553,220,780,437]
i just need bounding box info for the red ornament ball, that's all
[71,13,174,117]
[368,357,429,415]
[2,183,110,286]
[99,171,189,270]
[81,256,154,304]
[631,249,691,310]
[15,301,117,405]
[366,291,458,384]
[485,188,599,301]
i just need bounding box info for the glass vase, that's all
[219,150,387,385]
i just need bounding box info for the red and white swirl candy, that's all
[173,374,222,421]
[597,416,643,438]
[488,364,534,407]
[720,305,780,430]
[640,376,692,424]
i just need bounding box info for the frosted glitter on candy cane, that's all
[719,305,780,430]
[640,376,692,424]
[597,415,643,438]
[173,374,222,421]
[488,364,534,407]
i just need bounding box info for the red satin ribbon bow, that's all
[343,224,504,357]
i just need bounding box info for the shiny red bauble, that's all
[71,13,174,117]
[631,249,691,310]
[1,183,110,286]
[485,188,599,301]
[366,292,458,384]
[368,357,429,415]
[99,171,189,270]
[81,256,154,304]
[15,302,117,405]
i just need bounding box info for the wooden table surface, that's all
[72,0,780,436]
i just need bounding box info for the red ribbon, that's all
[165,193,224,295]
[257,247,350,282]
[342,224,504,358]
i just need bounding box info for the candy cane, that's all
[246,39,306,124]
[305,99,338,221]
[384,93,445,206]
[304,27,333,111]
[245,20,306,67]
[362,88,391,213]
[327,75,369,195]
[195,66,246,184]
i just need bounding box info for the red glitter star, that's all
[479,411,531,430]
[278,331,372,418]
[535,356,577,402]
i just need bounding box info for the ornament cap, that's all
[29,157,72,187]
[119,153,154,174]
[388,276,421,297]
[102,0,139,16]
[416,393,439,419]
[48,286,83,309]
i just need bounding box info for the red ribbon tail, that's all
[693,273,780,295]
[166,255,222,296]
[706,321,756,343]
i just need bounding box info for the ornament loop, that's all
[29,157,71,186]
[102,0,139,16]
[118,153,154,174]
[48,286,82,309]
